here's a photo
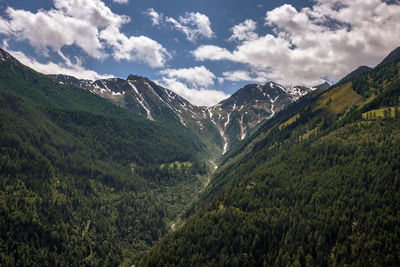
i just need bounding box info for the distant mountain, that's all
[50,76,314,154]
[313,81,331,90]
[209,82,298,151]
[378,46,400,66]
[339,65,372,82]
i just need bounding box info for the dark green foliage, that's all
[140,54,400,266]
[141,120,400,267]
[0,61,208,265]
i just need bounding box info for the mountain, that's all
[378,46,400,66]
[208,82,297,151]
[140,50,400,266]
[339,65,372,82]
[50,75,314,155]
[313,81,331,90]
[0,48,19,64]
[0,48,212,265]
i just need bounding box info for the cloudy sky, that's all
[0,0,400,106]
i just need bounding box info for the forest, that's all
[1,47,400,266]
[0,60,209,265]
[139,57,400,266]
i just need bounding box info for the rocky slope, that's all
[50,74,316,155]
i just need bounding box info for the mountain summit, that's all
[0,48,19,64]
[378,46,400,66]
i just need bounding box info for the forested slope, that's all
[140,55,400,266]
[0,58,208,265]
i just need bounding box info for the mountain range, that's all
[1,46,400,266]
[49,69,328,156]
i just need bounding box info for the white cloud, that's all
[167,12,214,42]
[6,7,103,58]
[193,0,400,86]
[192,45,234,61]
[228,19,258,42]
[158,66,228,106]
[145,9,214,42]
[2,0,169,68]
[113,0,128,3]
[160,66,216,87]
[0,17,10,34]
[100,25,170,67]
[222,70,267,83]
[145,8,163,26]
[159,77,229,106]
[9,49,113,80]
[222,70,253,82]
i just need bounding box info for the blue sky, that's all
[1,0,400,106]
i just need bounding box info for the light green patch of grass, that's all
[362,106,400,120]
[314,82,363,115]
[279,114,300,130]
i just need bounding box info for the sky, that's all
[0,0,400,106]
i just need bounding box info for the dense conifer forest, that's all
[140,57,400,266]
[1,48,400,266]
[0,60,208,265]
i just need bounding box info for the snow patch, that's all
[224,112,231,129]
[128,81,154,121]
[239,114,246,140]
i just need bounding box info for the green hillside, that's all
[0,60,209,265]
[139,57,400,265]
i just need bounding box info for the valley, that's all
[1,45,400,267]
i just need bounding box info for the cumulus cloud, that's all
[160,66,216,87]
[167,12,214,42]
[192,45,235,61]
[0,17,10,34]
[159,77,229,106]
[228,19,258,42]
[2,0,169,67]
[112,0,128,3]
[6,7,103,58]
[158,66,229,106]
[193,0,400,86]
[144,8,163,26]
[145,9,214,42]
[222,70,268,83]
[9,49,113,80]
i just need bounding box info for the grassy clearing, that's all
[314,82,363,115]
[279,114,300,130]
[299,127,319,141]
[160,161,193,170]
[362,106,400,119]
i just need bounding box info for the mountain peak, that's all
[127,74,150,82]
[0,48,19,64]
[339,65,372,83]
[378,47,400,66]
[313,81,331,90]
